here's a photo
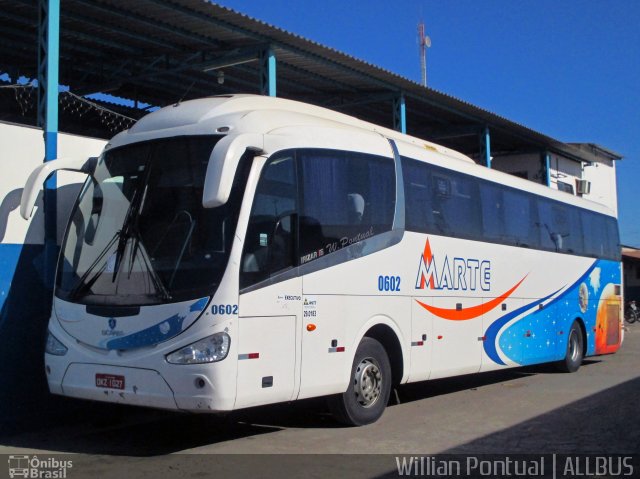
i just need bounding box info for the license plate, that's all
[96,373,125,390]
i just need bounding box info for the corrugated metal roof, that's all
[622,247,640,260]
[0,0,621,164]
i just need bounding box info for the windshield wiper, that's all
[68,231,120,300]
[69,168,171,301]
[111,185,142,282]
[127,234,172,301]
[68,225,172,302]
[118,176,172,301]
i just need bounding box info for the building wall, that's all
[549,153,582,193]
[0,121,105,422]
[493,152,618,214]
[582,157,618,215]
[492,153,542,182]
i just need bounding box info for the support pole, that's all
[542,151,551,187]
[260,47,276,97]
[393,93,406,134]
[482,126,491,168]
[37,0,60,290]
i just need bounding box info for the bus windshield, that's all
[56,135,241,306]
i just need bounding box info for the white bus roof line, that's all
[112,94,616,218]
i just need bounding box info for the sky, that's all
[216,0,640,247]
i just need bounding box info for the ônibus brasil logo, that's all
[8,455,73,478]
[414,239,526,321]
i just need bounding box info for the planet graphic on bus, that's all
[595,283,621,355]
[578,282,588,313]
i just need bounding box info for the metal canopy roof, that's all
[622,247,640,261]
[0,0,621,165]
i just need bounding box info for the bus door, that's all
[236,154,302,409]
[236,280,301,409]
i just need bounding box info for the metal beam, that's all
[326,92,395,110]
[146,0,404,94]
[2,19,261,107]
[70,0,226,50]
[61,1,388,105]
[393,93,406,134]
[542,150,551,187]
[260,47,276,96]
[37,0,60,290]
[482,126,491,168]
[431,126,482,141]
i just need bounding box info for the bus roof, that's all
[117,94,473,163]
[111,94,616,219]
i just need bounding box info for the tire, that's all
[327,337,392,426]
[556,321,584,373]
[625,309,638,324]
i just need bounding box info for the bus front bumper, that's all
[51,361,227,412]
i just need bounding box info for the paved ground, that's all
[1,323,639,478]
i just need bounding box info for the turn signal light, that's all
[306,324,316,332]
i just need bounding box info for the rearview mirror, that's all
[202,134,263,208]
[20,156,97,220]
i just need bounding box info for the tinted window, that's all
[502,189,538,248]
[479,182,504,242]
[241,155,297,288]
[582,211,620,260]
[403,157,481,239]
[605,217,621,260]
[57,135,252,305]
[432,170,481,238]
[299,149,395,262]
[538,200,583,254]
[403,158,433,233]
[402,156,619,261]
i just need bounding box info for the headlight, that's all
[166,332,230,365]
[45,331,68,356]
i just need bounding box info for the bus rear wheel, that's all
[556,321,584,373]
[328,337,391,426]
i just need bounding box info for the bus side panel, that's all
[490,257,622,366]
[297,292,348,400]
[427,296,482,379]
[235,314,298,409]
[479,298,526,372]
[236,276,302,409]
[297,294,411,399]
[299,245,411,399]
[408,299,433,382]
[593,260,623,355]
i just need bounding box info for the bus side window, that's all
[538,200,576,254]
[431,171,481,240]
[401,156,435,233]
[298,149,395,261]
[479,182,505,242]
[604,217,621,260]
[503,189,538,248]
[582,211,619,260]
[241,155,297,289]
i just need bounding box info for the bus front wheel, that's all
[328,337,391,426]
[556,321,584,373]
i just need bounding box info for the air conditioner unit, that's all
[576,179,591,195]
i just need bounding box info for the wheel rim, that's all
[353,358,382,408]
[568,329,580,362]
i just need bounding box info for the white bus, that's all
[22,95,622,425]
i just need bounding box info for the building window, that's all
[557,181,574,194]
